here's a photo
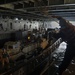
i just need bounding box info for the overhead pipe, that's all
[49,14,75,17]
[27,9,75,14]
[23,4,75,10]
[48,9,75,12]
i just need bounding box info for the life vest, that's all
[40,38,48,49]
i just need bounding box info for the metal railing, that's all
[0,38,62,75]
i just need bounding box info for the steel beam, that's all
[0,0,32,4]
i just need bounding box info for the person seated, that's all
[35,35,49,55]
[40,37,48,50]
[1,48,9,68]
[26,31,32,42]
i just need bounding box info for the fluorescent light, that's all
[21,18,23,20]
[15,18,18,20]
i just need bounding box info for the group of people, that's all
[0,16,75,75]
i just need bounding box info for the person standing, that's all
[52,16,75,75]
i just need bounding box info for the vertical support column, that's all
[7,17,10,30]
[48,0,49,6]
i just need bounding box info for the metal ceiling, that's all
[0,7,49,20]
[0,0,33,4]
[0,0,75,19]
[22,4,75,17]
[0,0,50,20]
